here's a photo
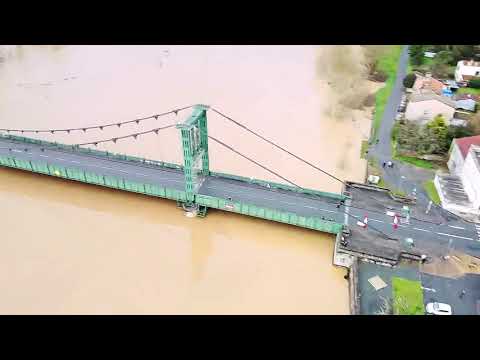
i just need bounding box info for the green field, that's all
[423,180,441,204]
[457,87,480,95]
[391,137,437,170]
[392,277,425,315]
[372,45,404,139]
[394,155,436,169]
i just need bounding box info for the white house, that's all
[454,60,480,83]
[405,90,456,124]
[436,135,480,219]
[447,135,480,175]
[462,145,480,210]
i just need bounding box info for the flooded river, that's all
[0,45,378,314]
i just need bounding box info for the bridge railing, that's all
[209,171,346,201]
[0,134,184,171]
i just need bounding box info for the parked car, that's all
[426,302,452,315]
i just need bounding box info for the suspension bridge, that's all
[0,104,362,236]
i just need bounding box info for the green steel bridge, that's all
[0,105,350,235]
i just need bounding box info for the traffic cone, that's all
[393,214,399,229]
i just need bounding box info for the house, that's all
[436,136,480,219]
[454,59,480,83]
[451,110,474,127]
[447,135,480,175]
[405,90,456,124]
[442,79,460,92]
[412,73,445,95]
[462,145,480,211]
[455,99,476,112]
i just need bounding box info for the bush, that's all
[403,73,417,88]
[469,79,480,88]
[370,70,388,82]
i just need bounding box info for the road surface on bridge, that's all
[0,137,343,220]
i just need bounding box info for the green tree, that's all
[447,125,474,145]
[469,79,480,88]
[431,50,455,78]
[409,45,426,66]
[423,115,449,154]
[403,73,417,88]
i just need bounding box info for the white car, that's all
[426,302,452,315]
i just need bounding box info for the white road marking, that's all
[421,287,436,293]
[39,155,49,158]
[70,160,80,164]
[436,232,473,241]
[56,158,66,161]
[317,208,336,213]
[448,225,465,230]
[11,149,22,152]
[369,219,384,223]
[413,227,430,233]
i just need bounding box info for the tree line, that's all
[393,114,480,156]
[409,45,480,79]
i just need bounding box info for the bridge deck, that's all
[199,177,344,221]
[0,137,345,231]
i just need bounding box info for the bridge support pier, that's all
[176,201,208,218]
[176,104,210,218]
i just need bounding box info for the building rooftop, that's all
[456,93,480,102]
[410,91,456,108]
[413,75,445,95]
[459,60,480,67]
[456,99,477,112]
[468,145,480,172]
[455,135,480,159]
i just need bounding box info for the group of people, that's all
[382,161,394,168]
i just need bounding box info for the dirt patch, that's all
[421,251,480,279]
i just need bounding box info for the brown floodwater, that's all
[0,45,378,314]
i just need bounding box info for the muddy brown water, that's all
[0,45,379,314]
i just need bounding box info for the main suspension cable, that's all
[0,105,194,134]
[73,124,177,147]
[210,107,345,184]
[208,135,301,188]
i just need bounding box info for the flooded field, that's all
[0,45,381,314]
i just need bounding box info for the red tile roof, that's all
[455,135,480,159]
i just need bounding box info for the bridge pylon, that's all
[176,104,210,216]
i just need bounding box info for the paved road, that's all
[420,272,480,315]
[345,203,480,257]
[374,45,410,158]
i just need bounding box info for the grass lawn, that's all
[372,45,404,139]
[391,138,437,170]
[423,180,441,205]
[457,87,480,96]
[392,277,425,315]
[360,140,369,159]
[394,155,436,169]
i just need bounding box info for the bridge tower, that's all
[176,104,210,215]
